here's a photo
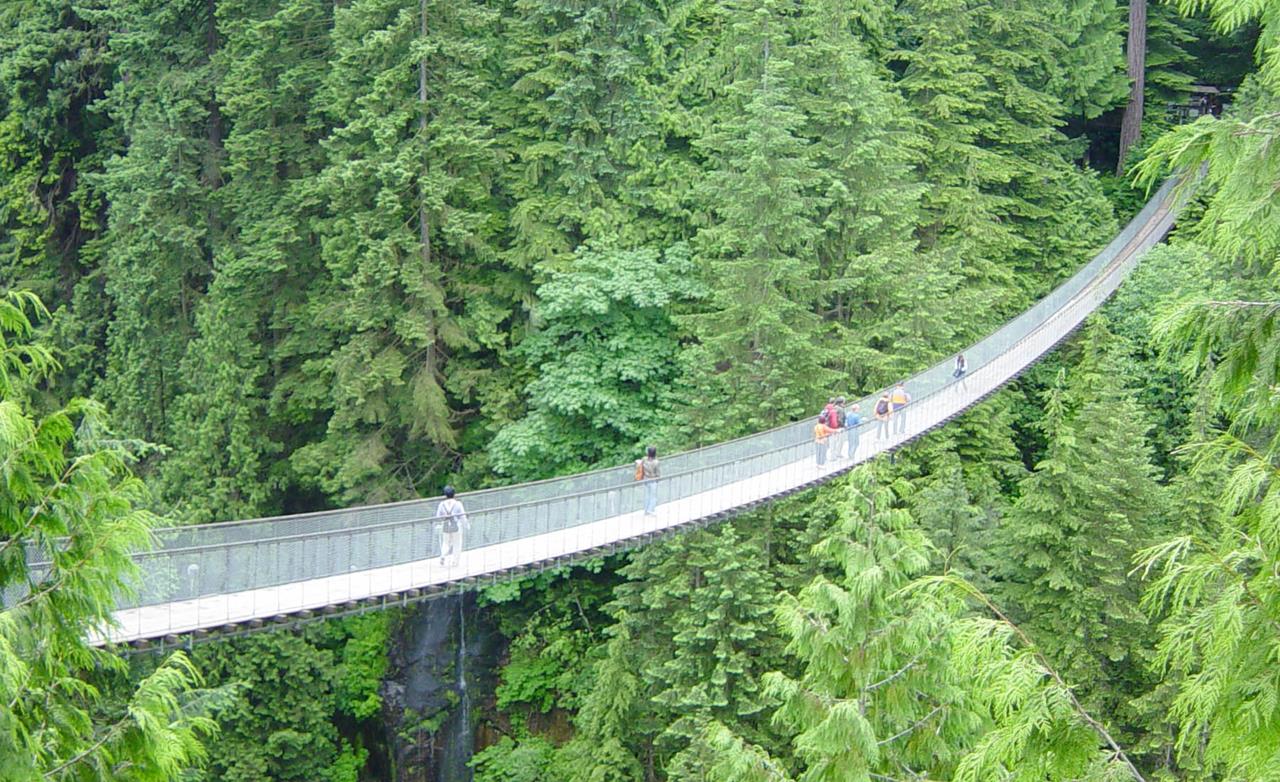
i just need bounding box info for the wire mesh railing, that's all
[10,179,1182,642]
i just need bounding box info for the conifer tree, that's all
[651,523,779,776]
[293,0,502,502]
[95,0,225,443]
[0,0,113,302]
[492,0,677,264]
[559,522,780,780]
[788,0,956,382]
[0,291,219,779]
[996,321,1166,724]
[161,0,335,521]
[1043,0,1129,120]
[551,624,645,782]
[894,0,1118,327]
[764,472,976,781]
[681,0,835,435]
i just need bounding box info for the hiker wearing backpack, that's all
[435,486,470,568]
[890,382,911,435]
[822,397,837,428]
[814,415,833,467]
[844,402,863,459]
[637,446,660,515]
[874,392,892,440]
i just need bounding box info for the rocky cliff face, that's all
[381,593,504,782]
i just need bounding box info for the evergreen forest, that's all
[3,0,1280,780]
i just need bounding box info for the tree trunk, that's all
[418,0,432,267]
[1116,0,1147,175]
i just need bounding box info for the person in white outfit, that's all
[435,485,469,567]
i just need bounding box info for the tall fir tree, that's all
[292,0,502,503]
[95,0,225,443]
[160,0,335,521]
[995,321,1166,728]
[762,472,977,782]
[893,0,1118,332]
[680,0,835,437]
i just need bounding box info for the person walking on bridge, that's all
[890,382,911,435]
[637,446,661,515]
[435,486,469,568]
[952,353,968,391]
[844,402,863,459]
[874,392,892,439]
[814,415,832,468]
[830,396,847,459]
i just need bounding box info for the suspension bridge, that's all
[15,180,1184,649]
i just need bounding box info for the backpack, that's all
[875,399,890,416]
[846,411,862,428]
[439,500,462,533]
[635,460,644,481]
[822,403,836,428]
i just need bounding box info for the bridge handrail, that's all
[109,205,1168,560]
[8,179,1180,617]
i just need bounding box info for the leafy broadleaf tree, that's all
[0,291,219,780]
[487,244,702,479]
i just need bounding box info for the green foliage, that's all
[191,632,342,782]
[763,472,975,781]
[681,1,835,435]
[328,613,392,721]
[158,0,336,522]
[288,0,503,503]
[2,1,1269,778]
[472,736,556,782]
[488,244,703,478]
[995,321,1168,751]
[895,0,1119,323]
[0,291,220,780]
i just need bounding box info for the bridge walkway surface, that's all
[15,180,1180,648]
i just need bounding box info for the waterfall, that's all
[455,596,473,781]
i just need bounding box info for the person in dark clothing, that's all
[953,353,968,391]
[874,393,892,440]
